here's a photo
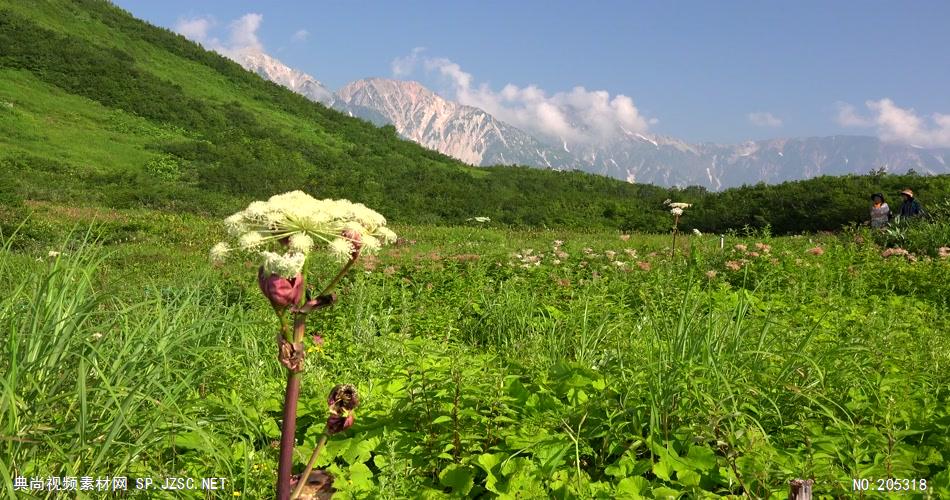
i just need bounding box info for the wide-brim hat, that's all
[900,189,914,197]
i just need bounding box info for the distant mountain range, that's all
[238,52,950,190]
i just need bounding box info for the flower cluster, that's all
[210,191,397,276]
[881,247,917,262]
[938,247,950,260]
[664,200,693,216]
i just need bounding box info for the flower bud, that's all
[257,267,304,310]
[326,384,360,435]
[325,413,355,435]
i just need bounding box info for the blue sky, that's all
[114,0,950,146]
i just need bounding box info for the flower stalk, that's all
[665,201,690,259]
[210,191,395,499]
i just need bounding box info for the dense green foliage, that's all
[2,205,949,498]
[2,0,949,235]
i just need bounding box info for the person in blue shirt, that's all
[897,189,924,219]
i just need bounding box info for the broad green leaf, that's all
[439,464,475,496]
[653,459,672,481]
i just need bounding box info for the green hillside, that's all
[1,0,949,234]
[0,0,676,228]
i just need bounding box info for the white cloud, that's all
[391,47,426,77]
[391,48,652,145]
[292,29,309,42]
[225,13,264,56]
[175,16,215,41]
[836,98,950,148]
[174,13,265,59]
[747,111,782,127]
[834,102,872,127]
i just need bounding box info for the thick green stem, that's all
[290,432,329,499]
[317,253,360,297]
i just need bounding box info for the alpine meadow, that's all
[1,1,950,499]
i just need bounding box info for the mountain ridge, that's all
[232,51,950,190]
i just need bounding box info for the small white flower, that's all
[329,238,353,261]
[692,228,702,236]
[288,233,314,253]
[47,250,61,258]
[670,207,684,216]
[377,227,397,243]
[362,234,381,252]
[239,231,264,249]
[209,242,230,263]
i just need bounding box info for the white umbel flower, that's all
[212,191,396,267]
[692,228,702,236]
[670,202,692,209]
[670,207,684,216]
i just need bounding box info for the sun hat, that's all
[900,189,914,197]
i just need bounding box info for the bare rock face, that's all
[338,78,572,168]
[238,52,337,106]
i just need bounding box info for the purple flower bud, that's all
[257,266,304,310]
[325,413,355,435]
[326,384,360,435]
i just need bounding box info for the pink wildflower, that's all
[620,234,631,241]
[637,261,651,271]
[881,247,909,258]
[734,244,748,252]
[806,247,824,256]
[725,260,742,271]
